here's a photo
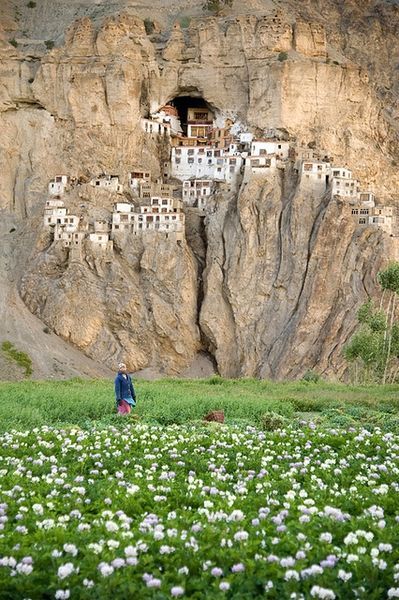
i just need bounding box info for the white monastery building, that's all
[182,180,214,206]
[90,175,123,194]
[48,175,70,196]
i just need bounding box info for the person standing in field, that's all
[114,362,136,415]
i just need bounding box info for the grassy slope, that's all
[1,377,399,432]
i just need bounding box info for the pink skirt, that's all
[117,400,131,414]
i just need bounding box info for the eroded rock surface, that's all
[1,0,399,379]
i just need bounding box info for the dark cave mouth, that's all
[161,95,216,136]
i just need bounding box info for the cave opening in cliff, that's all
[168,96,215,137]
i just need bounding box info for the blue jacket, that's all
[114,372,136,405]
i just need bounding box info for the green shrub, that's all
[9,39,18,47]
[207,375,225,385]
[44,40,54,50]
[203,0,233,14]
[144,18,155,35]
[278,51,288,62]
[1,341,33,377]
[302,369,322,383]
[320,409,357,429]
[180,16,191,28]
[260,411,290,431]
[27,1,36,7]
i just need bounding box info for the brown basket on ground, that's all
[203,410,225,423]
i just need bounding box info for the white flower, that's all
[346,554,359,563]
[219,582,230,591]
[233,530,249,542]
[228,510,245,521]
[338,569,352,582]
[310,586,335,599]
[88,543,103,554]
[111,558,125,569]
[378,520,386,529]
[57,563,74,580]
[63,544,78,557]
[55,591,70,600]
[105,521,118,532]
[285,570,300,581]
[171,586,185,597]
[147,578,161,588]
[265,581,274,590]
[16,563,33,575]
[124,546,137,557]
[83,579,94,588]
[160,545,175,555]
[98,563,114,577]
[231,563,245,573]
[281,557,296,568]
[388,589,399,598]
[32,504,43,515]
[343,533,358,546]
[319,533,332,543]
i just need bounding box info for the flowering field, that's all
[1,423,399,599]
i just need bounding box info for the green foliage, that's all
[180,16,191,28]
[344,262,399,384]
[44,40,54,50]
[344,327,382,368]
[357,300,374,324]
[278,51,288,61]
[302,369,322,383]
[143,18,155,35]
[0,377,399,432]
[1,422,399,596]
[9,39,18,47]
[1,341,32,377]
[203,0,233,15]
[260,411,290,431]
[378,262,399,293]
[27,1,36,7]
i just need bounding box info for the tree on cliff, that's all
[203,0,233,15]
[344,262,399,383]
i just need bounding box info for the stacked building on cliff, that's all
[298,159,395,234]
[43,102,396,259]
[112,197,185,241]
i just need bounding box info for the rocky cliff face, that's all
[1,0,398,379]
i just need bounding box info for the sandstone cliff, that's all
[1,0,398,379]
